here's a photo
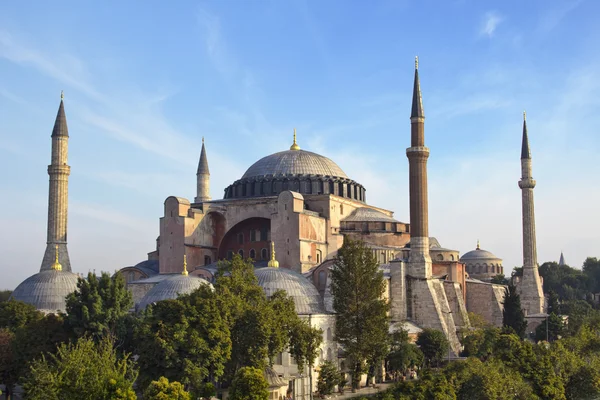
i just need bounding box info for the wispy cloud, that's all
[538,0,584,33]
[480,11,504,38]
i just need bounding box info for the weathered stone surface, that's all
[466,280,505,327]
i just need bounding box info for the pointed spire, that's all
[411,56,424,119]
[521,111,531,159]
[182,255,189,276]
[52,91,69,137]
[268,241,279,268]
[559,251,566,266]
[476,239,480,250]
[50,244,62,271]
[197,138,210,175]
[290,128,300,151]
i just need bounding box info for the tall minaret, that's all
[518,112,544,314]
[195,137,211,203]
[406,57,432,278]
[40,92,72,272]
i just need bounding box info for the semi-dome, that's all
[255,266,325,314]
[10,270,79,314]
[137,273,212,311]
[242,150,349,180]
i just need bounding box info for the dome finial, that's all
[60,90,64,100]
[415,56,419,70]
[182,255,189,276]
[290,128,300,151]
[51,244,62,271]
[476,239,480,250]
[268,242,279,268]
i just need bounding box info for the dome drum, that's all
[224,174,366,202]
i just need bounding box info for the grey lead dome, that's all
[255,267,325,314]
[242,150,349,179]
[10,270,79,314]
[137,274,212,311]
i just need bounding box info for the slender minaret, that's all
[40,92,72,271]
[406,56,432,278]
[558,252,566,266]
[518,112,544,314]
[195,137,211,203]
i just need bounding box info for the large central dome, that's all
[242,150,348,180]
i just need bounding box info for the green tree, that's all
[330,238,390,390]
[143,377,191,400]
[490,274,508,285]
[562,300,597,336]
[288,319,323,372]
[535,313,563,342]
[0,300,42,332]
[22,336,137,400]
[228,367,269,400]
[386,341,423,380]
[0,291,11,303]
[460,327,500,360]
[317,360,339,395]
[65,271,133,341]
[135,285,231,397]
[416,329,449,367]
[502,284,527,338]
[0,329,16,400]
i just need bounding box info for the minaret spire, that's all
[517,112,544,315]
[406,56,431,278]
[41,92,72,271]
[195,138,211,203]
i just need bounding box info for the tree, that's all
[416,329,449,367]
[22,336,137,400]
[330,238,390,390]
[288,319,323,372]
[0,291,11,303]
[490,274,508,285]
[502,284,527,338]
[135,285,231,397]
[317,360,339,395]
[386,342,424,380]
[460,327,500,360]
[143,377,190,400]
[228,367,269,400]
[0,329,16,400]
[535,313,563,342]
[0,300,42,332]
[65,271,133,342]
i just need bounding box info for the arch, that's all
[261,248,268,260]
[316,249,322,264]
[249,249,256,259]
[238,249,244,258]
[436,254,444,261]
[318,270,327,288]
[450,254,455,261]
[218,217,271,260]
[327,327,332,340]
[327,347,332,361]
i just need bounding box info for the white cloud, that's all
[480,11,504,38]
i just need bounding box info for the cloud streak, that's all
[480,11,503,37]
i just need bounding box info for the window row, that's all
[226,248,270,261]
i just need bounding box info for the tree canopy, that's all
[502,284,527,338]
[143,377,190,400]
[228,366,269,400]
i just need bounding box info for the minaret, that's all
[518,112,544,314]
[558,252,566,266]
[40,92,72,272]
[195,137,211,203]
[406,56,432,278]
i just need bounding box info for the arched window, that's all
[327,347,332,361]
[204,255,211,265]
[318,270,326,288]
[437,254,444,261]
[249,249,256,259]
[316,250,322,264]
[238,249,244,258]
[227,250,234,260]
[250,230,256,242]
[327,327,332,340]
[128,271,135,282]
[261,248,268,260]
[450,254,455,261]
[237,233,244,245]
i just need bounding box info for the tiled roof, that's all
[255,267,325,314]
[137,274,212,311]
[10,270,79,313]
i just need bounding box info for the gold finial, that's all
[268,242,279,268]
[51,244,62,271]
[60,90,64,100]
[523,110,526,121]
[202,136,205,144]
[476,239,480,250]
[290,128,300,151]
[415,56,419,70]
[182,255,188,276]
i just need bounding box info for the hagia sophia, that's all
[10,59,546,397]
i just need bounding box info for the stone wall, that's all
[443,281,470,329]
[466,280,505,327]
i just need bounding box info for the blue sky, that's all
[1,0,599,289]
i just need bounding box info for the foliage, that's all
[583,257,600,294]
[0,300,43,332]
[416,328,449,367]
[65,271,133,342]
[0,328,16,399]
[539,262,588,301]
[331,238,390,389]
[385,328,423,379]
[288,319,323,371]
[460,327,500,359]
[490,274,508,285]
[135,285,231,397]
[535,313,563,342]
[22,336,137,400]
[228,366,269,400]
[502,284,527,338]
[562,300,597,336]
[317,360,339,395]
[0,290,11,303]
[143,377,190,400]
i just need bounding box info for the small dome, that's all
[242,150,348,180]
[137,274,212,311]
[11,270,79,314]
[255,267,325,314]
[460,247,501,262]
[342,207,399,223]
